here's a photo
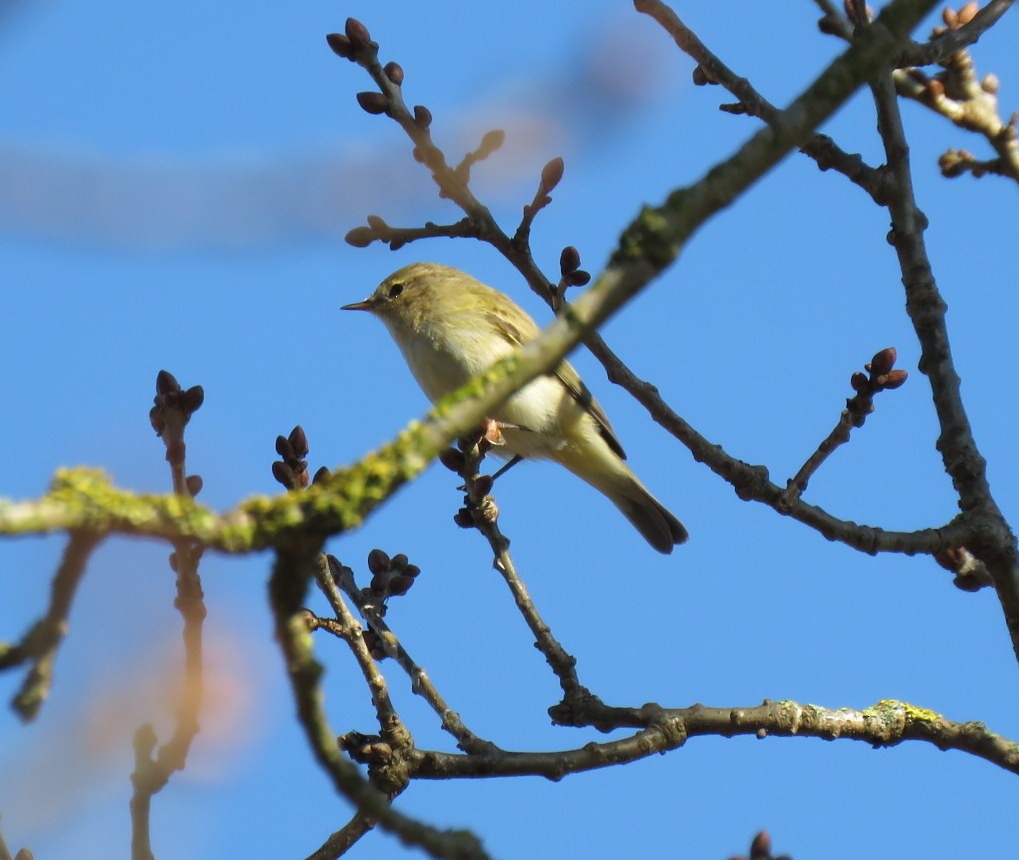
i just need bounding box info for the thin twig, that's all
[131,370,208,860]
[312,554,406,739]
[781,348,908,506]
[456,440,587,705]
[899,0,1015,66]
[0,530,102,721]
[305,811,377,860]
[269,545,492,860]
[634,0,890,202]
[326,555,497,755]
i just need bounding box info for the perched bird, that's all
[342,262,687,553]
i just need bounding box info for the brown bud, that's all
[391,553,409,571]
[942,6,958,27]
[383,61,404,86]
[370,572,390,592]
[185,474,203,497]
[850,371,871,394]
[356,91,389,115]
[817,14,842,35]
[540,157,565,193]
[869,347,897,376]
[404,564,421,578]
[453,508,474,528]
[289,425,309,458]
[275,435,293,458]
[473,475,494,497]
[692,65,711,86]
[15,848,34,860]
[954,574,983,593]
[367,548,391,575]
[389,574,413,596]
[156,369,180,395]
[272,460,296,489]
[312,466,331,485]
[750,830,772,860]
[344,17,371,51]
[413,105,432,128]
[479,129,506,157]
[439,447,466,473]
[168,552,178,572]
[325,33,354,59]
[957,1,978,25]
[345,226,375,247]
[982,73,1000,95]
[566,270,591,287]
[181,385,205,413]
[560,245,581,274]
[879,369,908,390]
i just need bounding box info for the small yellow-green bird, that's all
[342,262,687,553]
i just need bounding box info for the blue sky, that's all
[2,2,1018,858]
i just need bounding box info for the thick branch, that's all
[410,698,1019,780]
[868,72,1019,654]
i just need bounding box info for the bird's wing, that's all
[486,311,627,460]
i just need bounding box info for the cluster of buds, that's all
[149,370,204,486]
[559,245,591,292]
[271,426,330,491]
[934,2,979,35]
[272,425,309,490]
[935,546,993,592]
[366,548,421,599]
[325,18,376,62]
[438,445,500,529]
[846,347,908,426]
[338,730,393,766]
[346,214,390,249]
[327,17,429,130]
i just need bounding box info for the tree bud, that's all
[384,61,404,86]
[367,548,391,575]
[344,18,372,51]
[356,91,389,115]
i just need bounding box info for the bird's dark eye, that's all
[387,282,404,299]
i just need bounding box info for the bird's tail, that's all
[555,446,687,554]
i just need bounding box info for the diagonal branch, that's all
[634,0,890,202]
[868,70,1019,656]
[0,530,102,720]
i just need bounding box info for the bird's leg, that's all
[478,419,527,481]
[489,455,523,482]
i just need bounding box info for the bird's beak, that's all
[340,298,374,312]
